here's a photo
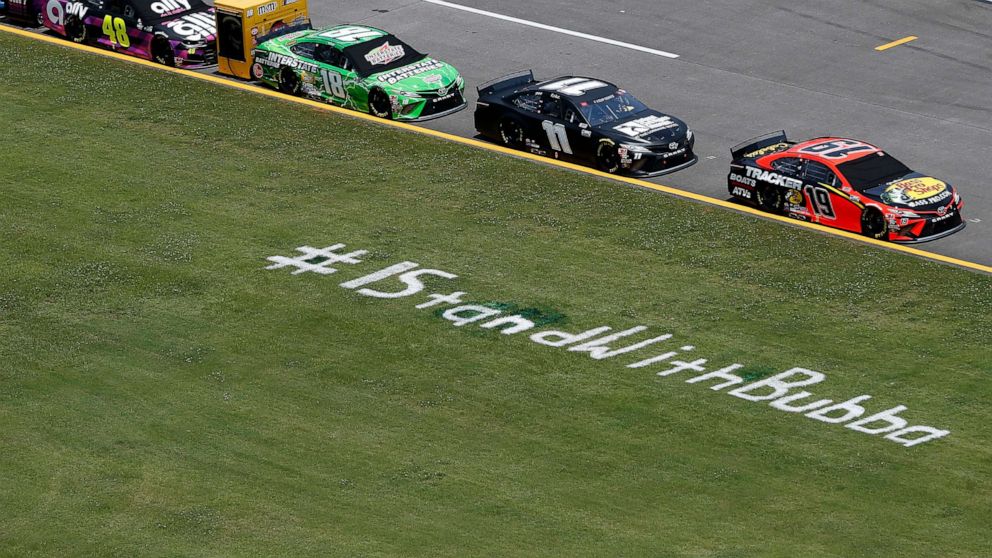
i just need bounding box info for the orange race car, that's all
[728,132,965,242]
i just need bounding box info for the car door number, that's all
[804,185,836,219]
[542,121,572,154]
[102,15,130,47]
[319,69,347,98]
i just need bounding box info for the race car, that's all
[474,71,696,176]
[728,132,965,242]
[40,0,216,68]
[252,24,467,122]
[1,0,43,23]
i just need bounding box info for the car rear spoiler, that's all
[477,70,535,98]
[254,21,314,47]
[730,130,789,160]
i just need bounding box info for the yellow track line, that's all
[2,24,989,275]
[876,36,918,51]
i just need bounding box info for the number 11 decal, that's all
[542,120,572,154]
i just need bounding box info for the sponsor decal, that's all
[45,0,63,26]
[731,186,752,199]
[375,58,445,85]
[364,41,405,66]
[163,12,216,41]
[256,1,277,16]
[150,0,191,17]
[613,115,677,138]
[729,173,756,188]
[263,241,952,449]
[256,51,318,73]
[743,142,789,158]
[787,190,804,205]
[660,147,686,159]
[881,177,947,206]
[251,62,265,79]
[65,1,88,20]
[745,165,803,189]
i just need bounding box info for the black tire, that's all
[755,184,785,213]
[367,88,393,119]
[497,117,524,149]
[152,37,175,67]
[278,67,301,95]
[36,9,46,27]
[596,141,622,174]
[64,15,86,43]
[861,207,888,239]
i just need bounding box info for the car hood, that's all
[369,57,461,92]
[153,8,217,42]
[862,173,955,210]
[598,110,688,144]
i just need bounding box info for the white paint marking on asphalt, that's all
[422,0,680,59]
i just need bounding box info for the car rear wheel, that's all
[278,67,301,95]
[368,88,393,119]
[498,117,524,149]
[755,184,785,213]
[64,15,86,43]
[596,141,621,174]
[152,37,175,67]
[861,208,888,239]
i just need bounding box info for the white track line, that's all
[422,0,680,59]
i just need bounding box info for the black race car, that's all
[474,71,696,176]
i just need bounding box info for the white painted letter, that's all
[340,261,418,288]
[569,328,672,360]
[686,364,746,391]
[480,315,536,335]
[415,291,467,309]
[655,359,708,377]
[530,327,612,347]
[443,305,501,326]
[805,395,871,424]
[728,368,825,402]
[846,406,908,434]
[884,426,950,447]
[352,269,457,299]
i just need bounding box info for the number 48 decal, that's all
[102,15,130,48]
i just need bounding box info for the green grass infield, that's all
[1,32,991,557]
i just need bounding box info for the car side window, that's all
[562,103,582,125]
[512,93,542,114]
[804,160,838,186]
[291,42,317,59]
[540,97,563,119]
[771,157,802,177]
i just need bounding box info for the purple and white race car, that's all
[40,0,216,68]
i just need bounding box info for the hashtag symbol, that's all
[265,244,368,275]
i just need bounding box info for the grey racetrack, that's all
[318,0,992,266]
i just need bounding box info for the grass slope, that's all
[1,33,991,557]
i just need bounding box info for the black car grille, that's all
[420,90,465,115]
[920,211,963,238]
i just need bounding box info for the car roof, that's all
[307,25,391,47]
[528,76,619,101]
[785,137,883,164]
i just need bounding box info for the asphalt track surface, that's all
[4,1,991,266]
[322,0,992,265]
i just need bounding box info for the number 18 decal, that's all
[542,121,572,154]
[102,15,130,47]
[804,185,835,219]
[319,69,347,98]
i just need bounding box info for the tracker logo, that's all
[151,0,191,16]
[745,166,803,189]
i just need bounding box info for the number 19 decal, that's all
[804,185,836,219]
[542,120,572,154]
[102,15,130,48]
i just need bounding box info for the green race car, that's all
[252,24,467,121]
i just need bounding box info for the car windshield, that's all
[343,35,426,78]
[578,91,649,127]
[837,152,912,191]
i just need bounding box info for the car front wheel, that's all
[368,88,393,119]
[861,208,888,239]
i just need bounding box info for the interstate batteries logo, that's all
[882,177,947,205]
[364,42,405,65]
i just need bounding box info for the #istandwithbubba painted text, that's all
[266,243,950,448]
